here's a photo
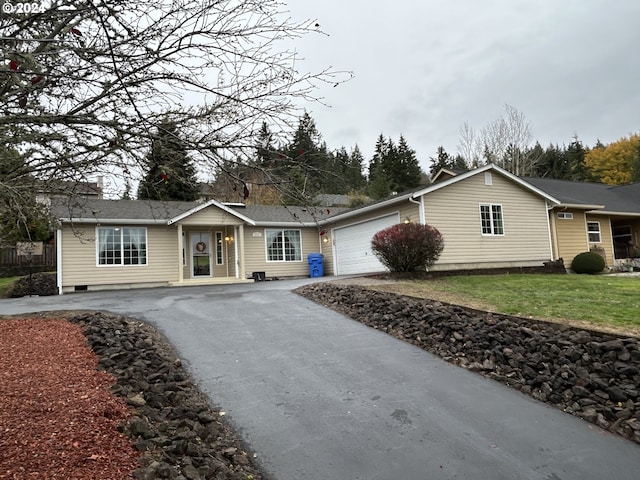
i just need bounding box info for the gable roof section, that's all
[324,164,560,225]
[414,164,560,204]
[167,199,255,225]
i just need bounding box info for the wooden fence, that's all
[0,244,56,270]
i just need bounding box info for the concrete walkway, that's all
[2,279,640,479]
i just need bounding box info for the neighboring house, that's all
[36,177,104,206]
[50,164,640,294]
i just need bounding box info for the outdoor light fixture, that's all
[322,236,330,244]
[224,235,233,242]
[403,217,411,224]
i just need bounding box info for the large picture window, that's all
[98,227,147,265]
[480,204,504,235]
[266,229,302,262]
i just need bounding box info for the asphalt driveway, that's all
[2,278,640,479]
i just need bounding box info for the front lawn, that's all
[0,277,19,298]
[370,274,640,333]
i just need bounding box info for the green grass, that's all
[397,274,640,332]
[0,276,20,298]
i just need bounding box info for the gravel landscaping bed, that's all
[296,283,640,445]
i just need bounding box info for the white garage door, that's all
[333,213,399,275]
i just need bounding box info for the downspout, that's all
[235,224,243,279]
[177,224,184,284]
[547,203,558,260]
[56,228,63,295]
[408,196,424,224]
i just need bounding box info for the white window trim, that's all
[265,228,303,262]
[479,203,505,236]
[557,212,574,220]
[587,221,602,243]
[96,226,148,267]
[215,231,224,265]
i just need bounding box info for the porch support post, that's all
[236,224,245,279]
[177,224,183,284]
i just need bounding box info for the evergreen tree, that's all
[346,145,367,191]
[429,146,451,177]
[565,135,592,182]
[138,121,199,201]
[395,135,422,191]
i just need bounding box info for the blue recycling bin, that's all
[307,253,324,278]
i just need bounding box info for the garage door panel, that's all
[334,213,399,275]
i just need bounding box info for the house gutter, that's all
[60,218,168,225]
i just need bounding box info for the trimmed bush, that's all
[371,222,444,272]
[571,251,605,274]
[8,272,58,297]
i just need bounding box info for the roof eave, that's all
[168,199,256,226]
[60,218,169,225]
[318,193,414,225]
[586,210,640,217]
[554,203,606,210]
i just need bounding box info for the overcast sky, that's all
[285,0,640,173]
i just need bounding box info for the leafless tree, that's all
[457,105,535,175]
[1,0,351,211]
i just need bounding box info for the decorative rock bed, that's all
[295,283,640,445]
[66,311,264,480]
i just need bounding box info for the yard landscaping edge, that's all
[295,283,640,446]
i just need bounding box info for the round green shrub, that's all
[571,251,605,274]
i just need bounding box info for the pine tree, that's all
[138,121,199,201]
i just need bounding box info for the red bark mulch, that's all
[0,318,141,479]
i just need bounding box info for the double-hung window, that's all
[587,221,601,243]
[98,227,147,265]
[480,204,504,235]
[266,229,302,261]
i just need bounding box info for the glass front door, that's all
[191,232,212,277]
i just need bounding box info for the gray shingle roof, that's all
[523,177,640,214]
[51,197,349,225]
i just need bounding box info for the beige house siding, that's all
[549,209,590,268]
[243,226,323,278]
[585,214,614,266]
[60,224,179,292]
[423,173,552,269]
[320,201,421,275]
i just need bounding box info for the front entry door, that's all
[191,232,212,277]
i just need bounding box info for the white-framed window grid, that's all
[97,226,147,266]
[479,204,504,236]
[265,229,302,262]
[557,212,574,220]
[587,221,601,243]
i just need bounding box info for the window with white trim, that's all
[266,229,302,261]
[587,221,601,243]
[98,227,147,265]
[480,204,504,235]
[557,212,573,220]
